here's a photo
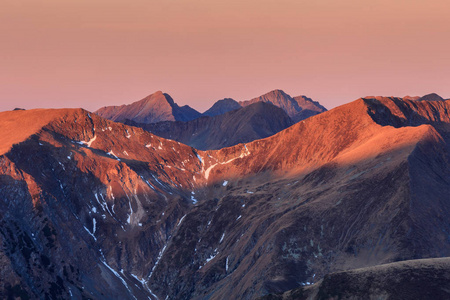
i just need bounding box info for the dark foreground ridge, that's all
[259,257,450,300]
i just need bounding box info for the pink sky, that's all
[1,0,449,113]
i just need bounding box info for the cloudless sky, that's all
[1,0,449,113]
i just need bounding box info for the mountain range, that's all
[95,89,327,124]
[96,89,327,150]
[1,94,450,299]
[125,102,294,150]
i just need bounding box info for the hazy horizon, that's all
[1,0,450,113]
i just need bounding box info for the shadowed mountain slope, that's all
[239,89,327,122]
[202,98,241,117]
[292,95,328,122]
[418,93,445,102]
[1,96,450,299]
[259,257,450,300]
[97,90,326,150]
[126,102,294,150]
[95,91,201,123]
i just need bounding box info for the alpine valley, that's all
[1,92,450,300]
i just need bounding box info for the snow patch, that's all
[204,163,218,180]
[226,256,229,271]
[204,145,251,180]
[130,274,158,299]
[80,135,97,147]
[102,261,137,299]
[206,253,217,263]
[84,226,97,241]
[149,244,168,281]
[200,250,219,269]
[177,214,186,227]
[107,150,121,160]
[222,180,228,186]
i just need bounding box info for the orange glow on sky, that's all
[1,0,450,112]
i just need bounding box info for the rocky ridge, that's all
[1,96,450,299]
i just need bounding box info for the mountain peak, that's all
[419,93,444,102]
[139,91,174,106]
[0,108,90,155]
[203,98,241,117]
[95,91,201,123]
[264,89,289,96]
[238,90,326,122]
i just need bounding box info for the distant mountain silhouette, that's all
[95,91,201,123]
[418,93,445,102]
[238,89,327,122]
[126,101,293,150]
[202,98,241,117]
[97,89,326,132]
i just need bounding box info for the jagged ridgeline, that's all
[96,89,327,150]
[1,96,450,299]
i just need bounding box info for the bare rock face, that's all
[1,96,450,299]
[95,91,201,123]
[127,102,294,150]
